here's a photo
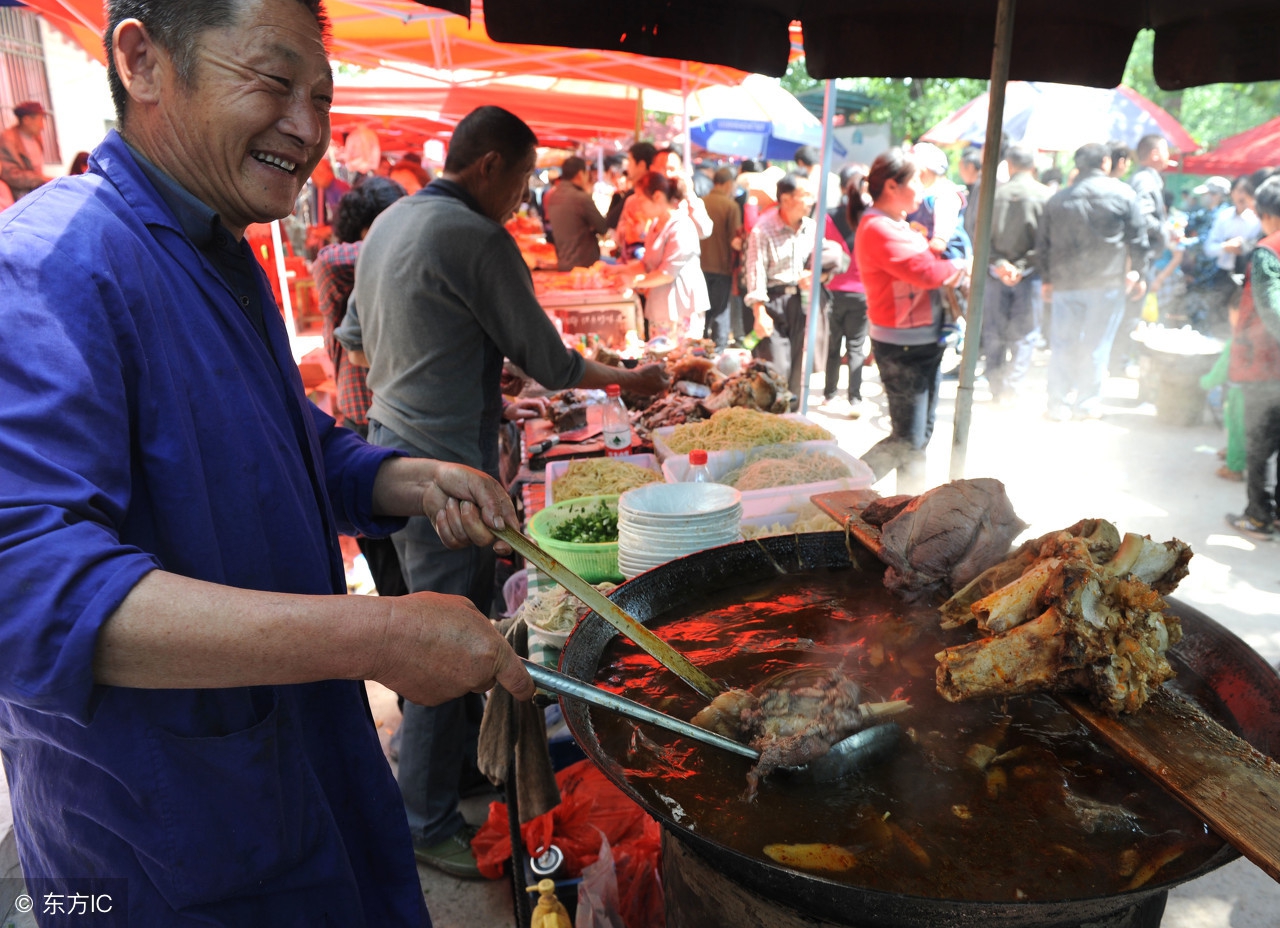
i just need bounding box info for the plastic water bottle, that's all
[601,384,632,457]
[686,449,712,483]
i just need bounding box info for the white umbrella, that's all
[922,81,1198,153]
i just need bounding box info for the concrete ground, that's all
[4,347,1278,927]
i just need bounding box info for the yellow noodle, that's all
[664,407,834,454]
[551,459,661,502]
[722,450,851,491]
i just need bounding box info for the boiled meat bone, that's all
[935,524,1192,716]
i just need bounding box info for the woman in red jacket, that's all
[855,148,969,493]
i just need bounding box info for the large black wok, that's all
[557,532,1280,927]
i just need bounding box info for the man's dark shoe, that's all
[414,825,482,879]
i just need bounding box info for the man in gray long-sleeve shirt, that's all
[544,155,609,270]
[351,106,668,880]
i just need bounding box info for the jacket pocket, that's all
[142,690,330,910]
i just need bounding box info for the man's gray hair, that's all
[105,0,329,127]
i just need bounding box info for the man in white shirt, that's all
[1201,175,1264,331]
[1205,176,1263,275]
[743,173,819,404]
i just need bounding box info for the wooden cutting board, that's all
[810,489,1280,882]
[1062,690,1280,881]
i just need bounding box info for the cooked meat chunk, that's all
[875,478,1028,598]
[690,669,909,799]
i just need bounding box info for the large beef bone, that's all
[958,529,1187,634]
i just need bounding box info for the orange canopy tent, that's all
[329,80,642,148]
[22,0,748,94]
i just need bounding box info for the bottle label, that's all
[603,428,631,456]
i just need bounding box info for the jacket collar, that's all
[122,138,222,250]
[88,131,197,237]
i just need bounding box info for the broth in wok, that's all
[588,567,1224,902]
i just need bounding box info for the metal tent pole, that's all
[799,79,837,414]
[949,0,1017,479]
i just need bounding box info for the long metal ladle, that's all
[495,524,723,700]
[522,659,754,759]
[523,658,902,782]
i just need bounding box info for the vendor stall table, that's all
[535,286,640,349]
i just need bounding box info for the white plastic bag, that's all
[575,833,624,928]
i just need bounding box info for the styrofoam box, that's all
[661,442,874,524]
[651,412,835,463]
[544,453,660,508]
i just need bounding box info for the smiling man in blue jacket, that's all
[0,1,534,925]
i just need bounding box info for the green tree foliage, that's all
[1121,29,1280,152]
[780,58,986,144]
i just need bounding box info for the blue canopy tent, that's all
[680,74,845,162]
[689,117,821,162]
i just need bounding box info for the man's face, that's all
[625,155,647,183]
[481,147,537,223]
[154,0,333,237]
[778,187,814,226]
[1232,187,1254,215]
[958,162,978,186]
[1149,141,1170,171]
[18,113,45,138]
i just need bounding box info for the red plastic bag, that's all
[472,760,664,928]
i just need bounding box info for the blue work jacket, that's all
[0,131,429,926]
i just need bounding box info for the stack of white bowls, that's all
[616,482,742,578]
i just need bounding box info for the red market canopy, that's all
[22,0,748,93]
[1181,117,1280,178]
[330,79,641,148]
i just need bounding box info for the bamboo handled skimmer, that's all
[495,525,725,700]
